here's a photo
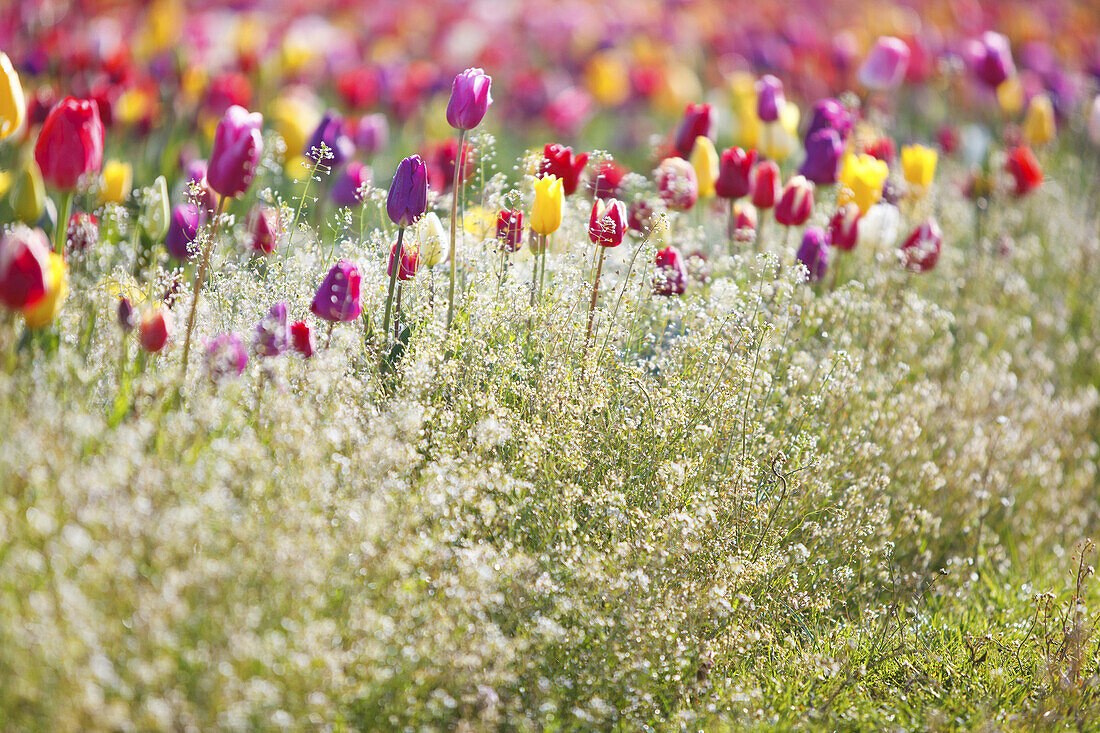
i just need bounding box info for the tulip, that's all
[0,226,50,310]
[22,252,67,328]
[805,98,852,141]
[756,75,785,122]
[900,145,937,197]
[304,110,354,167]
[67,211,98,253]
[1088,96,1100,147]
[729,72,761,149]
[796,226,830,282]
[655,157,698,211]
[732,202,757,243]
[311,259,362,323]
[415,212,447,267]
[857,203,902,250]
[426,137,473,194]
[270,94,318,163]
[653,246,688,296]
[775,176,814,227]
[628,199,657,235]
[689,136,719,199]
[254,302,290,357]
[1022,94,1055,147]
[751,161,781,210]
[248,205,280,255]
[446,68,493,131]
[12,162,45,224]
[118,296,136,333]
[837,153,889,215]
[388,239,420,281]
[674,103,714,158]
[207,104,263,199]
[900,219,943,273]
[858,37,911,91]
[591,160,627,200]
[969,31,1015,89]
[716,147,757,200]
[332,161,372,207]
[139,307,174,352]
[589,198,628,248]
[141,175,170,241]
[542,143,588,196]
[35,97,105,192]
[865,136,896,164]
[165,203,204,261]
[799,128,845,185]
[996,75,1025,116]
[828,204,861,251]
[290,320,314,357]
[205,333,248,382]
[531,174,564,235]
[0,51,26,139]
[760,102,801,161]
[356,113,388,157]
[386,155,428,227]
[584,51,630,107]
[101,160,132,204]
[496,209,524,252]
[1005,146,1042,197]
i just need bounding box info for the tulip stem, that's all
[54,191,73,255]
[446,129,467,329]
[584,246,607,354]
[538,235,549,301]
[382,226,405,344]
[728,199,736,255]
[179,194,227,381]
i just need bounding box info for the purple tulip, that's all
[165,203,205,261]
[305,110,355,167]
[355,113,388,156]
[204,333,248,382]
[805,98,852,141]
[756,75,785,122]
[185,159,208,186]
[386,155,428,227]
[799,128,845,185]
[446,68,493,131]
[332,161,372,207]
[858,37,911,91]
[310,259,361,322]
[207,105,263,198]
[968,31,1015,89]
[254,301,290,357]
[797,226,830,282]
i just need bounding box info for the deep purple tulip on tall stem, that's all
[382,155,428,344]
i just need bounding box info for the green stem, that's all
[382,226,405,343]
[179,194,227,380]
[54,190,73,254]
[446,129,467,329]
[584,246,607,354]
[539,234,549,301]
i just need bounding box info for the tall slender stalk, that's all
[446,129,467,328]
[179,194,227,379]
[584,246,607,353]
[382,226,405,342]
[538,234,549,301]
[54,190,73,254]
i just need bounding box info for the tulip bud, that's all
[388,239,420,281]
[205,333,248,382]
[589,198,628,248]
[118,296,136,333]
[248,205,280,255]
[0,225,50,309]
[207,104,263,198]
[415,212,447,266]
[305,110,354,167]
[331,161,372,207]
[141,175,171,241]
[673,103,714,158]
[715,147,757,200]
[531,174,564,235]
[496,209,524,252]
[1005,146,1042,197]
[101,160,132,204]
[67,211,99,253]
[799,128,845,185]
[653,246,688,296]
[655,157,698,211]
[837,153,889,214]
[34,97,105,191]
[900,219,943,272]
[542,143,588,196]
[775,175,814,226]
[828,204,861,251]
[900,145,937,198]
[1022,94,1055,147]
[310,259,362,322]
[796,227,830,282]
[290,320,315,357]
[750,160,781,210]
[254,301,290,357]
[858,37,911,91]
[446,68,493,130]
[22,252,67,328]
[12,162,45,224]
[356,113,388,157]
[386,155,428,227]
[165,204,205,261]
[755,75,785,122]
[139,307,174,352]
[689,136,719,199]
[0,51,26,139]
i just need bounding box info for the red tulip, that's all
[1005,146,1042,197]
[34,97,104,191]
[900,218,943,272]
[589,198,628,248]
[290,320,315,358]
[591,159,627,200]
[751,161,781,210]
[388,240,420,280]
[139,307,174,352]
[0,226,51,310]
[673,103,714,158]
[775,175,814,226]
[715,147,757,200]
[828,204,861,251]
[542,143,588,196]
[496,209,524,252]
[653,246,687,296]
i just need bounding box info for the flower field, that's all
[2,0,1100,729]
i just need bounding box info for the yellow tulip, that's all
[0,51,26,139]
[0,169,10,198]
[23,252,68,329]
[838,153,889,215]
[115,86,157,126]
[729,71,760,149]
[653,64,702,116]
[584,52,630,107]
[996,76,1025,116]
[12,161,45,224]
[271,96,318,161]
[462,205,497,240]
[531,175,564,235]
[689,136,719,198]
[900,144,937,197]
[1023,94,1056,147]
[101,161,133,204]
